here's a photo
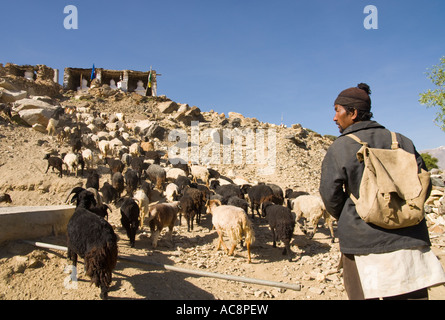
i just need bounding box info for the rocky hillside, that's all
[1,70,445,301]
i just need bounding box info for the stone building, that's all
[0,63,59,83]
[63,67,158,96]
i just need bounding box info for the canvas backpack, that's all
[346,131,431,229]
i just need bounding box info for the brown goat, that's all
[146,202,181,248]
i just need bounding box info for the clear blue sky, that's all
[2,0,444,150]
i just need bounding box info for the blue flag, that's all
[91,64,96,80]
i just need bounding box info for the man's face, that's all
[333,104,356,133]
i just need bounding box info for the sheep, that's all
[46,118,58,136]
[246,184,275,219]
[69,136,82,154]
[129,142,141,158]
[112,172,125,198]
[89,203,112,220]
[82,149,94,170]
[174,175,191,194]
[266,183,284,205]
[166,167,188,182]
[0,193,12,204]
[206,199,255,263]
[63,153,81,176]
[182,186,206,226]
[285,188,310,200]
[146,164,166,191]
[284,188,310,209]
[178,195,199,232]
[130,156,146,181]
[140,180,153,199]
[146,202,181,248]
[116,197,140,247]
[261,201,296,261]
[215,184,244,205]
[144,150,161,165]
[121,152,132,167]
[140,137,154,153]
[43,154,63,178]
[77,153,85,177]
[165,182,180,202]
[124,168,139,197]
[100,182,118,204]
[289,195,335,243]
[105,157,125,179]
[190,165,210,187]
[85,170,100,190]
[227,196,248,213]
[133,189,150,228]
[98,140,111,159]
[65,188,118,299]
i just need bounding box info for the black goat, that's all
[100,182,118,204]
[227,196,248,213]
[112,172,125,198]
[246,184,275,219]
[124,168,139,197]
[215,184,243,204]
[261,201,295,261]
[89,203,112,220]
[179,194,199,232]
[85,170,100,190]
[116,197,140,247]
[66,187,118,299]
[43,154,63,178]
[105,157,125,179]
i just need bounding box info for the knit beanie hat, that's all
[334,83,371,111]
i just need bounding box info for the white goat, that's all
[98,140,111,159]
[46,118,58,136]
[166,168,188,182]
[82,149,94,170]
[165,183,179,202]
[63,153,80,176]
[206,199,255,263]
[289,195,335,243]
[190,165,210,187]
[129,142,141,158]
[133,189,150,228]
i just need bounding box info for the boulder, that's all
[157,101,178,114]
[228,111,245,119]
[0,78,18,91]
[13,98,60,127]
[145,122,167,140]
[0,88,27,103]
[135,120,167,140]
[13,98,58,112]
[174,105,204,125]
[19,108,55,127]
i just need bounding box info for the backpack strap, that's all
[390,131,399,150]
[346,132,399,149]
[346,133,368,147]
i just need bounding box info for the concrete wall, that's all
[0,205,75,244]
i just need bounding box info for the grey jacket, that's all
[319,121,431,255]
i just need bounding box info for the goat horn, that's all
[64,186,85,203]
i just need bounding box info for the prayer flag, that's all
[91,64,96,80]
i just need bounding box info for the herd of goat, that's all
[39,105,335,299]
